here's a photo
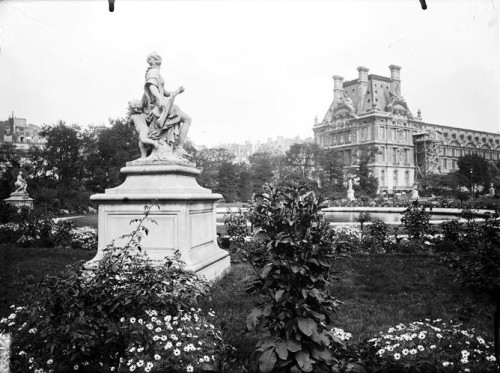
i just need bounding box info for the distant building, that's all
[313,65,500,194]
[217,141,255,163]
[217,136,309,163]
[0,114,46,150]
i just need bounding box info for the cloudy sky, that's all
[0,0,498,147]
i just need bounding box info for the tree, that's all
[354,145,379,197]
[283,143,322,187]
[40,121,85,190]
[215,161,240,202]
[236,162,253,202]
[194,148,235,190]
[0,143,22,199]
[457,154,491,190]
[318,148,345,199]
[249,152,276,194]
[84,119,140,192]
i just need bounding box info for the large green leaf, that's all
[295,350,314,372]
[311,345,333,364]
[246,307,263,331]
[259,348,277,373]
[275,342,288,360]
[286,339,302,352]
[297,317,315,337]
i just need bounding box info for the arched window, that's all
[380,170,386,187]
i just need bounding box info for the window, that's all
[393,170,398,189]
[404,149,409,164]
[381,170,386,187]
[405,171,410,187]
[347,131,351,143]
[393,148,397,164]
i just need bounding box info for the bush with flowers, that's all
[67,226,98,250]
[0,207,226,373]
[359,319,498,372]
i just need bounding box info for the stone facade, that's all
[313,65,500,194]
[0,115,46,150]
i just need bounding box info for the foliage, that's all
[83,119,140,192]
[283,143,322,182]
[400,202,431,240]
[318,149,345,199]
[193,148,235,191]
[456,154,492,189]
[364,219,390,253]
[329,226,362,254]
[356,212,371,233]
[354,146,379,198]
[249,152,277,194]
[361,319,498,372]
[0,201,17,224]
[223,209,248,246]
[39,121,85,190]
[244,182,343,373]
[442,208,500,360]
[0,205,219,372]
[216,161,240,202]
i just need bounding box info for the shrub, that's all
[356,212,371,233]
[444,208,500,360]
[400,202,431,241]
[364,219,390,253]
[0,206,222,372]
[440,220,461,243]
[244,182,343,373]
[360,319,498,372]
[330,226,362,254]
[0,202,17,224]
[223,208,249,262]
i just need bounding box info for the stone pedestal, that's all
[347,189,355,201]
[4,192,34,209]
[87,161,230,281]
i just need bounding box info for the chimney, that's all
[389,64,402,96]
[332,75,344,106]
[357,66,369,82]
[357,66,369,113]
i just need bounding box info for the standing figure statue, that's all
[142,52,192,157]
[14,171,28,193]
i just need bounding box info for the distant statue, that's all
[410,182,419,200]
[347,178,355,201]
[127,100,160,160]
[14,171,28,194]
[489,183,496,197]
[142,52,192,157]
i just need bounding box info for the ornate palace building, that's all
[313,65,500,194]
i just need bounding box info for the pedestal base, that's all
[347,190,355,201]
[4,192,34,209]
[87,162,230,281]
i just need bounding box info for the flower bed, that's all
[361,319,498,372]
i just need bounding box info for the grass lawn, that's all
[0,244,95,317]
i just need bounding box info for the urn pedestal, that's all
[4,192,34,209]
[87,161,230,281]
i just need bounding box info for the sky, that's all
[0,0,499,147]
